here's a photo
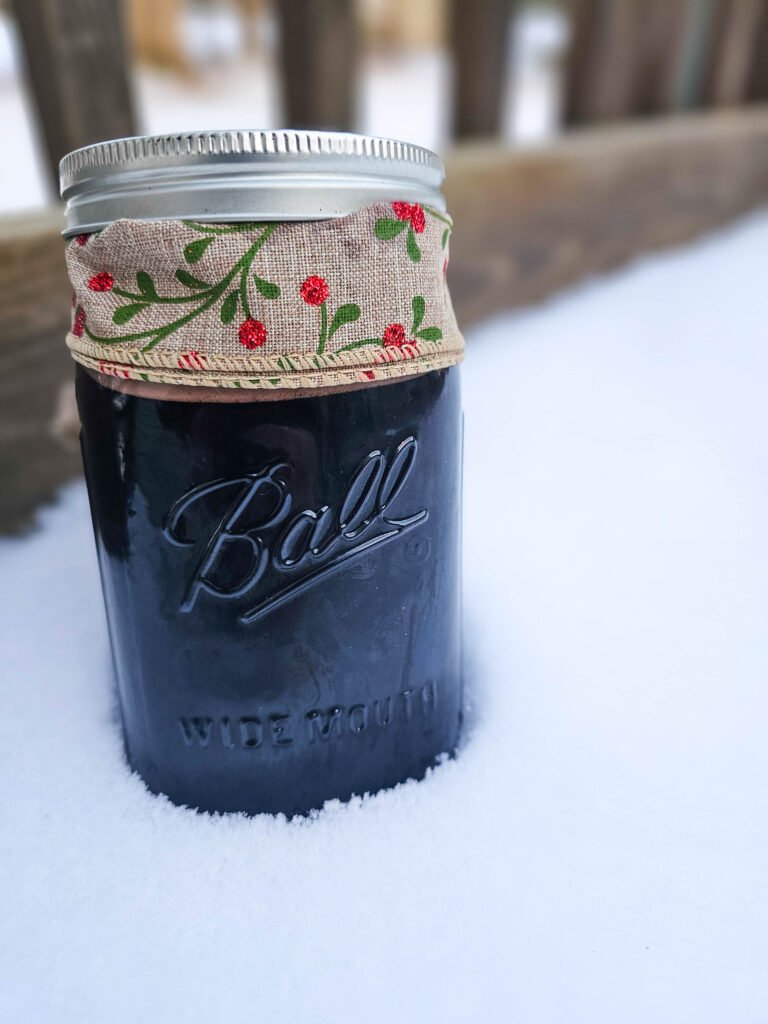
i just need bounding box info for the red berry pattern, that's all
[390,202,424,233]
[300,275,330,306]
[238,318,267,349]
[374,200,449,262]
[67,208,446,381]
[88,271,114,292]
[409,204,426,234]
[383,323,407,348]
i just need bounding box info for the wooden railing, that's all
[4,0,768,530]
[10,0,138,192]
[9,0,768,185]
[565,0,768,125]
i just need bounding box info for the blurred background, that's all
[2,0,768,531]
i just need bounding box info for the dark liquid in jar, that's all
[76,364,463,815]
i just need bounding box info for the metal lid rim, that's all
[59,129,445,191]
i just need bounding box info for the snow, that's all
[2,210,768,1022]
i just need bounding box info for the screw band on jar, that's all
[64,201,463,390]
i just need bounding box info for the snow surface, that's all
[2,214,768,1023]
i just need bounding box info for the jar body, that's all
[76,365,463,815]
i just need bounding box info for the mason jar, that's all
[60,130,464,815]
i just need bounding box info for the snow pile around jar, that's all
[2,212,768,1024]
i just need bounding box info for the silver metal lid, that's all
[59,129,445,235]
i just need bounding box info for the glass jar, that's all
[61,130,463,815]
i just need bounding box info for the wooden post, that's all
[0,209,81,532]
[631,0,689,115]
[707,0,765,106]
[672,0,721,109]
[450,0,512,139]
[748,1,768,100]
[563,0,601,126]
[275,0,357,130]
[563,0,646,125]
[10,0,137,193]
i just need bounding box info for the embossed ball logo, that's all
[163,437,428,622]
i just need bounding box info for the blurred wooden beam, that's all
[563,0,601,125]
[276,0,357,130]
[672,0,721,109]
[748,1,768,100]
[565,0,688,125]
[564,0,637,124]
[450,0,512,138]
[10,0,137,193]
[631,0,689,115]
[445,108,768,323]
[707,0,765,106]
[0,209,80,533]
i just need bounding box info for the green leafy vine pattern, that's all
[70,206,447,361]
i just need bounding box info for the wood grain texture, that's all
[631,0,689,115]
[564,0,639,123]
[748,1,768,99]
[0,210,80,532]
[707,0,765,106]
[444,108,768,324]
[565,0,688,124]
[276,0,357,130]
[563,0,601,125]
[450,0,513,138]
[672,0,721,110]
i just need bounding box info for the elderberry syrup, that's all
[61,129,464,815]
[76,364,462,815]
